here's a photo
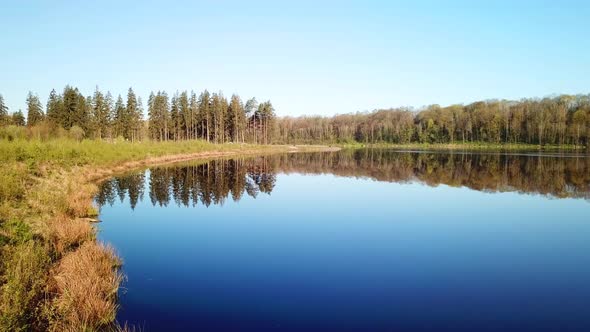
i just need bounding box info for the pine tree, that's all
[12,109,26,126]
[179,91,190,140]
[170,93,181,140]
[245,97,258,143]
[148,91,170,141]
[189,91,198,140]
[198,90,211,142]
[26,92,44,126]
[258,101,276,144]
[92,87,109,138]
[46,89,63,126]
[211,92,227,143]
[0,94,9,126]
[62,85,80,129]
[148,92,157,139]
[113,95,126,139]
[104,92,114,138]
[126,88,140,141]
[136,96,144,141]
[229,94,245,142]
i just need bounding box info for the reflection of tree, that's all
[277,150,590,200]
[96,158,278,208]
[95,173,145,209]
[127,173,145,209]
[95,179,116,207]
[96,151,590,209]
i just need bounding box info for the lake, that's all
[96,149,590,331]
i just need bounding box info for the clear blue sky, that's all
[1,0,589,117]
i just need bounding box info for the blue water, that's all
[97,150,590,331]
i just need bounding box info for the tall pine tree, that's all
[0,94,9,126]
[26,92,44,126]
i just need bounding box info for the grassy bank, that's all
[336,141,588,151]
[0,138,335,331]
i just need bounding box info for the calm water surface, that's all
[96,149,590,331]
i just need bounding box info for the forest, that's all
[1,88,589,146]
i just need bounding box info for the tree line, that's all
[276,94,590,146]
[2,89,589,146]
[0,86,276,143]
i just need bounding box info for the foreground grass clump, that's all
[50,242,123,331]
[0,137,291,331]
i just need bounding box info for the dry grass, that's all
[43,216,95,256]
[49,242,123,331]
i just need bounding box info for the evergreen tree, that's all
[46,88,63,126]
[245,97,258,143]
[92,87,110,139]
[62,85,80,129]
[229,94,245,142]
[189,91,198,140]
[198,90,211,142]
[170,93,181,140]
[148,91,170,141]
[148,92,157,139]
[104,92,114,138]
[136,96,144,141]
[12,109,26,126]
[258,101,276,144]
[179,91,190,140]
[0,94,9,126]
[26,92,44,126]
[126,88,141,141]
[113,95,126,138]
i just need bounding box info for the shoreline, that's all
[0,142,338,331]
[85,145,341,183]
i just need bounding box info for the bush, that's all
[68,126,85,142]
[26,122,55,141]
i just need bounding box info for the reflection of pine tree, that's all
[115,178,128,203]
[127,173,145,210]
[149,169,171,207]
[95,179,117,207]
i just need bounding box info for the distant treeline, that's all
[2,89,590,146]
[97,150,590,209]
[276,95,590,146]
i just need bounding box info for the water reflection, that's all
[96,150,590,209]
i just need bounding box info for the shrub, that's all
[68,126,85,142]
